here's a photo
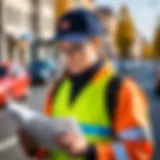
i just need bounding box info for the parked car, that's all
[113,60,157,94]
[0,62,30,106]
[28,59,57,84]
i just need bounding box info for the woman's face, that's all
[57,40,99,75]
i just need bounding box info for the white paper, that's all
[6,102,82,149]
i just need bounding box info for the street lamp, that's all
[31,0,39,61]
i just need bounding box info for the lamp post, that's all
[31,0,39,62]
[0,0,2,60]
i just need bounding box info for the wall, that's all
[38,0,54,40]
[1,0,32,61]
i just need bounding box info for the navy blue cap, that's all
[54,9,103,43]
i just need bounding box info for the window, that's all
[14,10,22,26]
[41,16,53,32]
[5,6,22,26]
[5,7,14,24]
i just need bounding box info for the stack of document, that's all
[6,102,81,149]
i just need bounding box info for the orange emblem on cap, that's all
[60,20,71,31]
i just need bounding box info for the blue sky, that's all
[95,0,160,40]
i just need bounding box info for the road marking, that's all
[0,136,18,152]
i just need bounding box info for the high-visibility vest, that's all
[51,65,114,160]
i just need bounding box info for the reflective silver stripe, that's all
[113,143,128,160]
[118,128,146,140]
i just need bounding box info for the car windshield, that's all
[0,66,7,77]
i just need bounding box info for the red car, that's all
[0,62,30,105]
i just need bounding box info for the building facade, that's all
[0,0,95,63]
[1,0,32,62]
[0,0,54,64]
[37,0,54,60]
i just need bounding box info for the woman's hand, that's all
[53,132,88,157]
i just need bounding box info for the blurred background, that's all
[0,0,160,160]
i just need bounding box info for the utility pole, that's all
[31,0,39,61]
[0,0,2,59]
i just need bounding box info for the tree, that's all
[142,41,153,59]
[55,0,74,21]
[116,5,136,59]
[153,20,160,58]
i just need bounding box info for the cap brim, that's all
[53,33,89,44]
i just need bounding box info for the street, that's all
[0,80,159,160]
[0,0,159,159]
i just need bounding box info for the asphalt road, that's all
[0,81,159,160]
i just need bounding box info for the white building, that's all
[0,0,54,63]
[1,0,32,62]
[39,0,54,40]
[37,0,54,60]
